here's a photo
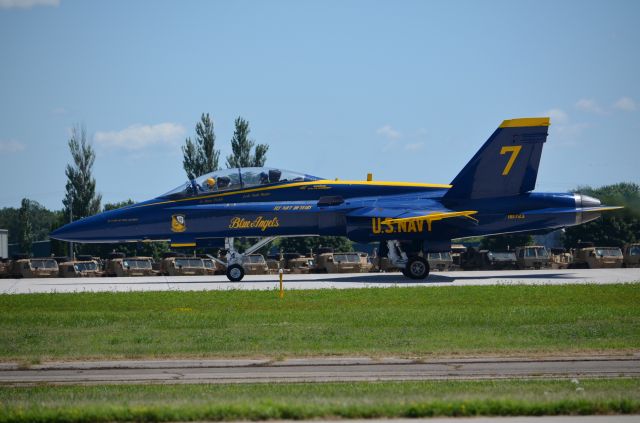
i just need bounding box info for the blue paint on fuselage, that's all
[50,180,584,246]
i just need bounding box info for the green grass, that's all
[0,284,639,361]
[1,379,639,422]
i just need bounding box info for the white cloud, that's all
[403,142,424,151]
[94,123,186,151]
[0,0,59,8]
[542,108,588,146]
[376,125,401,141]
[544,108,568,125]
[575,98,605,114]
[0,139,26,153]
[613,97,637,112]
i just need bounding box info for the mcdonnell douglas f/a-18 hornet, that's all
[51,117,621,281]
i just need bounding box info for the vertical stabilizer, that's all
[444,117,549,200]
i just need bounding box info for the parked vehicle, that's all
[8,256,59,278]
[315,250,365,273]
[427,251,454,271]
[515,246,551,269]
[283,252,315,274]
[450,244,467,269]
[623,243,640,268]
[0,259,11,278]
[104,253,156,277]
[58,256,103,277]
[159,254,207,276]
[460,248,517,270]
[242,254,269,275]
[550,248,573,269]
[570,245,623,269]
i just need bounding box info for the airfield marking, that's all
[0,268,639,295]
[1,356,638,386]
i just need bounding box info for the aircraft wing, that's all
[347,207,479,231]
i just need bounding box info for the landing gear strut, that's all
[223,236,279,282]
[386,240,430,280]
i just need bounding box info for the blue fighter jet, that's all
[51,117,620,281]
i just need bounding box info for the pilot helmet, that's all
[206,177,216,188]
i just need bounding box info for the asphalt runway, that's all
[0,268,639,294]
[1,355,638,386]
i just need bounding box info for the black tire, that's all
[226,264,245,282]
[404,256,430,280]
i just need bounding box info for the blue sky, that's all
[0,0,638,210]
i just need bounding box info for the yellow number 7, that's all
[500,145,522,176]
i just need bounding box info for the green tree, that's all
[564,182,640,248]
[62,125,102,222]
[18,199,33,254]
[226,117,268,168]
[182,113,220,179]
[277,236,353,255]
[480,234,533,251]
[0,207,20,244]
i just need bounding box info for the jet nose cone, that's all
[576,194,601,208]
[50,214,108,242]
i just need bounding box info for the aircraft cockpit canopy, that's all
[160,167,324,199]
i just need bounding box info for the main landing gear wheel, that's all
[405,256,430,280]
[226,264,245,282]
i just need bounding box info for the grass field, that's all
[0,284,638,361]
[1,379,639,422]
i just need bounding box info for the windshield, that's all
[333,253,360,263]
[123,259,152,269]
[629,246,640,256]
[246,255,265,264]
[75,262,98,272]
[596,248,622,257]
[175,258,204,268]
[161,167,324,199]
[488,252,516,261]
[30,259,57,269]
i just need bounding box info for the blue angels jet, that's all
[51,117,620,281]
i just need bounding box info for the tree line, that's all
[2,113,351,258]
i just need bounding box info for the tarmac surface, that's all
[1,355,638,386]
[0,268,639,294]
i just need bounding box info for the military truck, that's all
[315,251,366,273]
[570,245,623,269]
[104,253,156,277]
[196,254,222,275]
[242,254,269,275]
[58,255,103,277]
[8,256,59,278]
[450,244,467,269]
[515,246,551,269]
[550,248,573,269]
[623,243,640,268]
[427,251,454,271]
[0,259,11,278]
[460,248,517,270]
[282,252,315,274]
[158,253,207,276]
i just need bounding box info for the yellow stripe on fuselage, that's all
[499,117,550,128]
[136,180,452,209]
